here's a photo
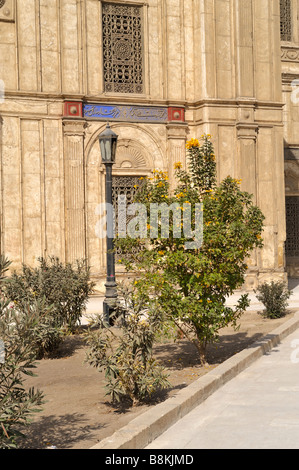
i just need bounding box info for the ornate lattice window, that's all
[286,197,299,257]
[280,0,292,41]
[102,3,144,94]
[112,175,144,258]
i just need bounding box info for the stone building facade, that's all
[0,0,298,292]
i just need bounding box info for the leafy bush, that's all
[85,282,169,405]
[0,299,44,448]
[255,281,292,319]
[4,256,95,332]
[116,135,265,365]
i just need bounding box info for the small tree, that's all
[116,135,265,365]
[85,282,169,405]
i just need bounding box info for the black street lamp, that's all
[98,123,119,324]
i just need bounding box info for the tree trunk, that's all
[192,338,208,366]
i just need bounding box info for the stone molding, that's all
[281,45,299,62]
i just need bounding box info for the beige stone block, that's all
[259,226,276,270]
[18,46,38,91]
[2,173,21,201]
[41,50,60,92]
[23,217,42,266]
[48,102,64,116]
[17,0,37,47]
[255,108,283,124]
[215,0,231,37]
[40,0,59,52]
[43,122,61,176]
[3,228,22,264]
[45,221,63,258]
[0,98,48,116]
[3,205,21,230]
[22,174,41,219]
[0,22,16,44]
[204,52,216,98]
[21,140,41,175]
[255,66,272,101]
[218,125,236,180]
[62,49,80,94]
[149,52,162,99]
[216,70,234,99]
[61,0,79,48]
[216,36,232,72]
[86,0,101,48]
[45,177,61,223]
[1,146,20,175]
[258,180,275,226]
[166,0,180,18]
[0,44,17,90]
[86,46,102,95]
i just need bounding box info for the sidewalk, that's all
[84,278,299,323]
[146,325,299,449]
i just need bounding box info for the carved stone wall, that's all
[0,0,294,287]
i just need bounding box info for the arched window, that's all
[280,0,292,41]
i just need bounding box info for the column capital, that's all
[166,122,188,140]
[62,119,87,136]
[236,123,259,140]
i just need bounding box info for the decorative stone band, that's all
[281,46,299,63]
[63,101,185,124]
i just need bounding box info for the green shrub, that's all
[0,299,44,448]
[4,256,95,332]
[85,282,169,405]
[255,281,292,319]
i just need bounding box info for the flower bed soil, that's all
[17,309,296,449]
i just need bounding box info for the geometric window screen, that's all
[286,196,299,257]
[112,175,144,259]
[280,0,292,41]
[112,175,144,230]
[102,2,144,94]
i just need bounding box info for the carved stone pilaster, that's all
[236,122,259,198]
[63,120,87,262]
[166,123,188,191]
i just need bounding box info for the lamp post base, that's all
[102,298,117,325]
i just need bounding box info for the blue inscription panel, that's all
[83,104,168,123]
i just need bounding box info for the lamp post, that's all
[98,123,118,324]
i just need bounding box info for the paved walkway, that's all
[145,325,299,449]
[84,279,299,323]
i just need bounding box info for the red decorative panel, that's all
[64,101,83,118]
[168,107,185,122]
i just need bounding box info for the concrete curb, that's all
[90,312,299,450]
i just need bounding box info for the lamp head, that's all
[98,123,118,164]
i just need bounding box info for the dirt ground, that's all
[17,309,297,450]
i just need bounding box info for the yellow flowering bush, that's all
[115,135,265,365]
